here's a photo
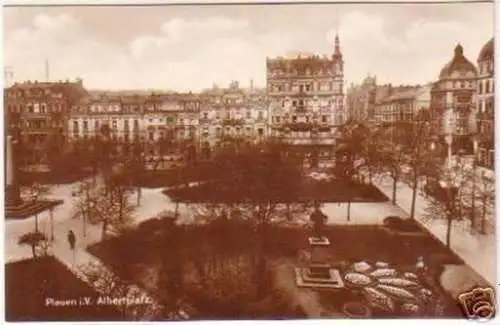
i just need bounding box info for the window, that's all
[83,121,88,130]
[258,111,264,119]
[275,116,281,123]
[258,128,264,136]
[203,112,208,119]
[148,132,154,141]
[246,110,251,119]
[134,120,139,129]
[124,120,129,129]
[299,100,304,107]
[292,101,297,107]
[299,85,304,93]
[292,116,297,122]
[73,121,79,130]
[306,84,311,92]
[322,115,327,123]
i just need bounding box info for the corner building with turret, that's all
[266,34,345,167]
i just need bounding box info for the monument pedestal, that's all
[309,236,331,263]
[295,236,344,289]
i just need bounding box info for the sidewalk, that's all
[5,183,171,319]
[374,177,496,285]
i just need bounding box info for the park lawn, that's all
[5,256,123,322]
[88,217,469,319]
[164,179,389,203]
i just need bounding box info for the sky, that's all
[3,2,494,91]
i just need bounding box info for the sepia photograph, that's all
[2,0,496,321]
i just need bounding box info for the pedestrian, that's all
[67,230,76,251]
[310,202,328,237]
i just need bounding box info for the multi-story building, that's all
[430,43,478,160]
[266,34,345,165]
[373,84,431,124]
[475,38,494,169]
[200,81,268,153]
[4,79,88,167]
[346,75,377,122]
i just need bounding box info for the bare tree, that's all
[423,157,473,247]
[465,170,495,235]
[72,178,134,240]
[20,182,52,232]
[378,139,408,205]
[79,262,161,320]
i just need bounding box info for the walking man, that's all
[67,230,76,264]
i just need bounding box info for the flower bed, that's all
[342,301,372,318]
[342,260,446,316]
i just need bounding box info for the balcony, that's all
[222,118,245,126]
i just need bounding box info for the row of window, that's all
[273,115,330,123]
[6,103,64,113]
[477,78,494,94]
[270,82,340,93]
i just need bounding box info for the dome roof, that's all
[439,44,478,80]
[477,38,494,62]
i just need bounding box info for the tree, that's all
[423,156,473,247]
[194,141,311,298]
[156,216,186,318]
[464,169,494,235]
[79,262,161,320]
[72,177,134,240]
[18,231,48,258]
[377,129,408,205]
[20,182,52,232]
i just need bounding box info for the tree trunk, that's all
[31,243,37,258]
[102,220,108,240]
[470,178,476,232]
[392,175,398,205]
[410,176,418,219]
[480,199,487,235]
[35,214,39,232]
[136,187,141,206]
[347,201,351,221]
[446,215,452,248]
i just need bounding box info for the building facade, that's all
[430,44,478,160]
[266,34,345,164]
[475,38,494,169]
[345,75,377,122]
[4,79,88,167]
[373,84,431,124]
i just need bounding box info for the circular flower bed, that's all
[343,261,442,316]
[342,301,372,318]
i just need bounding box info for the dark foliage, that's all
[88,217,469,319]
[165,179,388,203]
[5,256,122,321]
